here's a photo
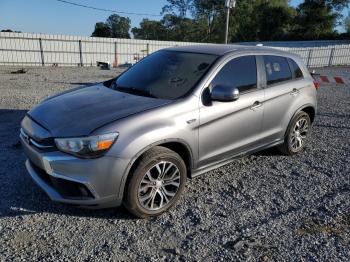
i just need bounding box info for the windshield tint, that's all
[114,50,218,99]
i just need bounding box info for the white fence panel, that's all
[332,47,350,66]
[1,32,350,68]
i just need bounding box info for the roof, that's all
[165,44,290,56]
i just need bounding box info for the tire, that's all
[277,111,311,155]
[124,146,187,218]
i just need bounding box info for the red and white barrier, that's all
[315,75,350,85]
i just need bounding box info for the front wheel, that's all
[278,111,311,155]
[124,146,187,218]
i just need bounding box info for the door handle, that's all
[290,88,300,96]
[250,101,263,111]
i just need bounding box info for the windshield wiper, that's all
[115,86,156,98]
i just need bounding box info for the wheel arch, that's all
[117,139,194,200]
[283,104,315,138]
[300,106,316,123]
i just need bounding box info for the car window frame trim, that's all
[198,53,263,105]
[260,54,295,88]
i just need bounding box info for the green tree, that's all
[256,2,296,41]
[292,0,349,40]
[228,0,295,42]
[161,0,193,18]
[91,14,131,38]
[345,15,350,36]
[230,0,260,42]
[1,29,21,33]
[91,22,111,37]
[157,0,297,43]
[106,14,131,38]
[130,0,349,43]
[191,0,224,42]
[160,0,198,41]
[160,14,193,41]
[328,0,350,10]
[132,19,168,40]
[293,0,337,39]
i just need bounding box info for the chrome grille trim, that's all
[20,128,29,142]
[29,138,54,149]
[20,128,55,149]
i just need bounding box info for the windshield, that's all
[114,50,218,99]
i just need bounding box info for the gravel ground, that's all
[0,66,349,261]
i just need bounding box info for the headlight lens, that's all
[54,133,119,158]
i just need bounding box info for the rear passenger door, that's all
[260,55,305,142]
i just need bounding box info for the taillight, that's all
[313,79,319,90]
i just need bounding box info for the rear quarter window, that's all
[288,58,304,79]
[264,56,292,85]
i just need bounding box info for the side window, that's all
[211,56,257,93]
[264,56,292,85]
[288,58,303,79]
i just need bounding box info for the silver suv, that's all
[21,45,318,217]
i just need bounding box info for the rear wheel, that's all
[278,111,311,155]
[124,146,187,218]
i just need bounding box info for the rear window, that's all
[264,56,292,85]
[288,58,303,79]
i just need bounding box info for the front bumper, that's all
[21,134,129,208]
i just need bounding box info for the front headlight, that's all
[54,133,119,158]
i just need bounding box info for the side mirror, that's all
[211,85,240,102]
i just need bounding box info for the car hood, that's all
[28,83,171,137]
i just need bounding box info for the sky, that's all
[0,0,347,36]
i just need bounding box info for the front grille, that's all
[30,161,94,200]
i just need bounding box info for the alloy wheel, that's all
[290,117,309,151]
[137,161,181,211]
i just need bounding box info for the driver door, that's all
[198,55,265,168]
